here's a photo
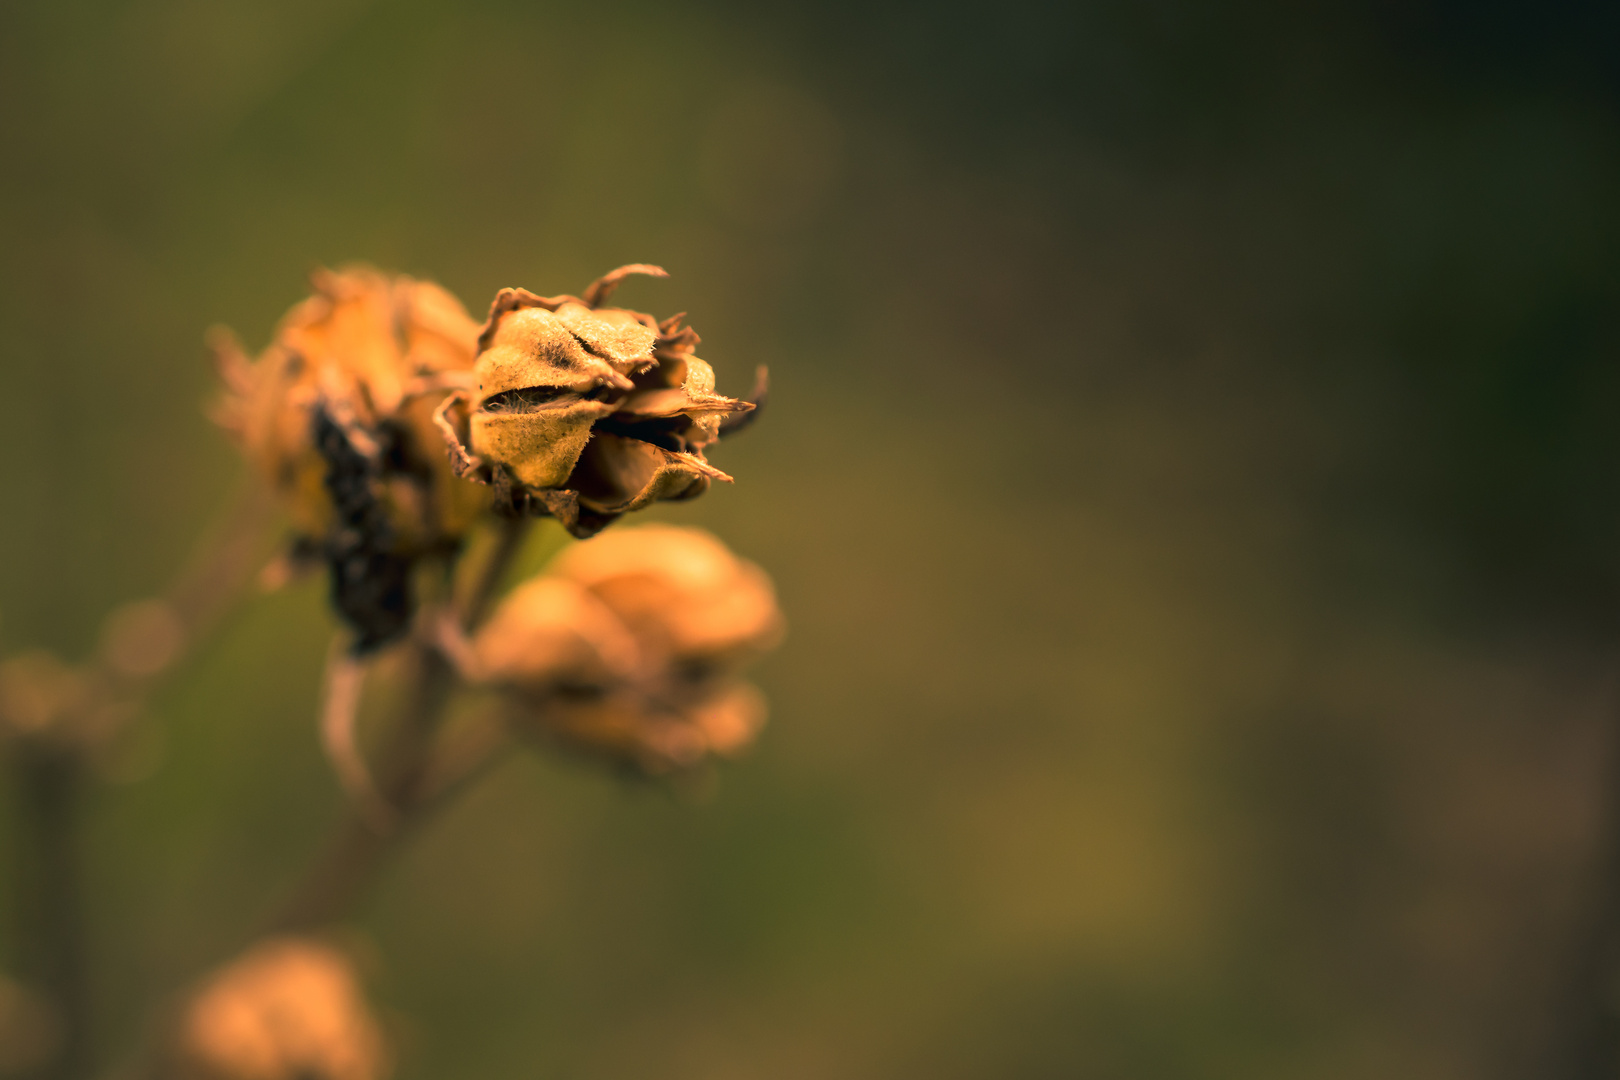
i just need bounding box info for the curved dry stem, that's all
[9,743,89,1080]
[418,703,514,805]
[458,515,531,629]
[318,646,394,833]
[108,510,537,1080]
[271,515,532,932]
[582,263,667,308]
[1555,678,1620,1077]
[433,390,484,480]
[429,608,482,683]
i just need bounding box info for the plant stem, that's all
[269,515,532,932]
[1557,703,1620,1078]
[460,513,531,628]
[80,480,280,749]
[268,643,455,932]
[11,743,90,1080]
[3,480,276,1080]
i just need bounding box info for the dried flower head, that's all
[436,266,760,539]
[468,525,783,773]
[172,937,386,1080]
[212,267,489,648]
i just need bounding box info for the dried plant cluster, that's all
[0,265,780,1079]
[436,264,759,540]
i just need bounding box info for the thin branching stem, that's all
[270,515,532,932]
[460,513,531,628]
[318,647,393,832]
[106,517,534,1080]
[10,742,89,1080]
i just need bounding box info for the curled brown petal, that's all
[568,433,728,516]
[475,287,570,352]
[718,365,769,438]
[432,392,483,479]
[582,263,668,308]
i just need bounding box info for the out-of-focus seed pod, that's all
[469,525,783,774]
[468,577,640,692]
[171,937,386,1080]
[436,266,761,539]
[547,524,783,668]
[211,267,491,649]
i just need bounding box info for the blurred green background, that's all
[3,1,1620,1076]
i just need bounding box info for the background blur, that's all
[3,1,1620,1077]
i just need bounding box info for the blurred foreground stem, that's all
[271,515,530,931]
[108,518,530,1080]
[10,743,89,1080]
[4,480,277,1079]
[268,644,458,931]
[1560,691,1620,1079]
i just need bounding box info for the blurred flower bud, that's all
[435,266,759,539]
[470,525,783,773]
[212,267,490,649]
[0,651,90,743]
[547,524,783,670]
[468,577,640,692]
[172,937,386,1080]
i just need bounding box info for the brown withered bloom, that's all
[435,265,762,539]
[170,937,386,1080]
[213,267,489,649]
[463,525,783,773]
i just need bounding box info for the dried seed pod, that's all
[536,681,770,773]
[469,525,783,773]
[436,266,760,538]
[546,524,783,669]
[468,577,641,691]
[212,267,490,648]
[170,937,386,1080]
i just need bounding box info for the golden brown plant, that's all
[6,261,779,1078]
[212,266,486,549]
[171,938,386,1080]
[212,267,489,648]
[464,525,784,773]
[435,265,759,538]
